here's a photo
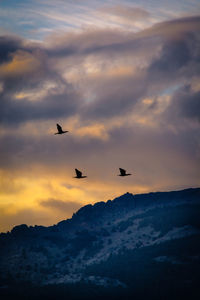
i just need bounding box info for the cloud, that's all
[0,16,199,130]
[99,5,150,21]
[148,26,200,82]
[0,207,53,233]
[0,88,80,126]
[40,198,81,213]
[0,40,81,127]
[0,170,25,195]
[1,16,200,126]
[165,84,200,123]
[0,1,156,41]
[0,15,200,232]
[0,35,23,64]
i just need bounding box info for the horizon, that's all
[1,186,199,234]
[0,0,200,232]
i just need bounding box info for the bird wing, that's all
[119,168,126,175]
[57,123,62,133]
[75,169,82,177]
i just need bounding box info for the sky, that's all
[0,0,200,232]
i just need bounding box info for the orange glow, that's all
[0,50,40,77]
[0,167,151,232]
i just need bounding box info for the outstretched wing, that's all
[75,168,82,177]
[119,168,126,176]
[57,123,63,133]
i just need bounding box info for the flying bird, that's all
[54,123,68,135]
[118,168,132,177]
[74,169,87,179]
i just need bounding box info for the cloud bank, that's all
[0,14,200,232]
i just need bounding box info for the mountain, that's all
[0,188,200,300]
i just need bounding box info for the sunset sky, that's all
[0,0,200,232]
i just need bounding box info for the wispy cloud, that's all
[1,0,199,40]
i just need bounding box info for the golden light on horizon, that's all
[0,165,153,232]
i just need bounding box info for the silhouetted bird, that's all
[118,168,132,176]
[74,169,87,179]
[54,123,68,135]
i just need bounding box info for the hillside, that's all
[0,188,200,299]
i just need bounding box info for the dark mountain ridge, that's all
[2,187,199,237]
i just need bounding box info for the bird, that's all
[118,168,132,176]
[54,123,68,135]
[74,168,87,179]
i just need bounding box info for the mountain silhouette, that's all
[0,188,200,300]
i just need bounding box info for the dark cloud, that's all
[0,208,51,233]
[0,39,81,127]
[0,16,199,127]
[165,85,200,123]
[0,36,23,64]
[45,29,139,60]
[148,33,200,81]
[82,71,147,120]
[181,90,200,122]
[149,39,190,73]
[1,16,199,126]
[0,88,80,126]
[40,198,81,213]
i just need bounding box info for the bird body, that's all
[118,168,132,176]
[74,168,87,179]
[55,123,68,135]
